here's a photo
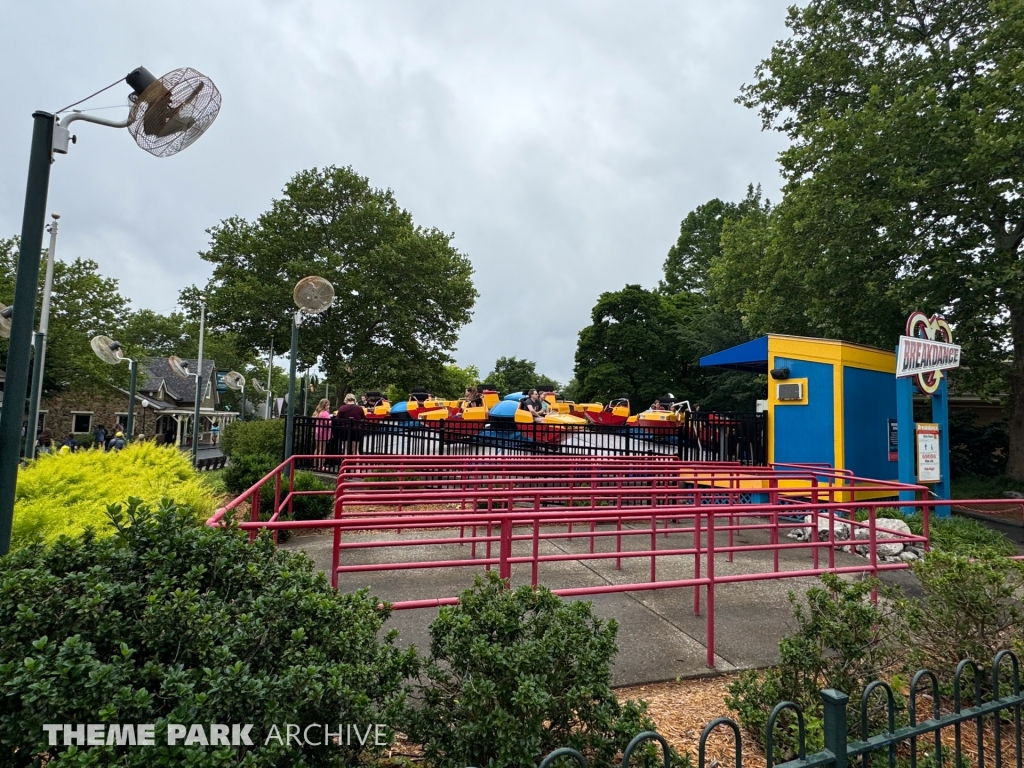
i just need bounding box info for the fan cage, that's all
[127,67,222,158]
[293,276,335,314]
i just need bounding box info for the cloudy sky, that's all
[0,1,790,385]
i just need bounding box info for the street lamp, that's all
[284,277,335,470]
[90,336,138,438]
[0,66,221,556]
[25,213,60,460]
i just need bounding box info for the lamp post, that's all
[0,66,222,556]
[25,213,60,460]
[191,298,206,467]
[284,277,335,472]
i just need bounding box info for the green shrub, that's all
[726,575,905,758]
[220,419,284,460]
[223,452,280,496]
[284,472,334,521]
[905,551,1024,686]
[12,443,217,549]
[0,498,417,767]
[405,572,689,768]
[72,433,95,450]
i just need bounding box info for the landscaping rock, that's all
[853,517,911,557]
[1003,491,1024,499]
[794,514,851,542]
[900,550,919,561]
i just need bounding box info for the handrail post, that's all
[821,689,849,768]
[499,516,512,579]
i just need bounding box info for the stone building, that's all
[36,358,236,446]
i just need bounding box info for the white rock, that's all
[853,518,912,557]
[900,550,919,561]
[815,514,851,541]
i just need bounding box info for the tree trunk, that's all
[1006,304,1024,480]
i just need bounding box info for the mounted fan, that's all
[0,303,12,339]
[168,355,191,378]
[224,371,245,392]
[224,370,248,420]
[251,379,267,395]
[90,335,125,365]
[293,276,335,315]
[124,67,222,158]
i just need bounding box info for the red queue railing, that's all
[206,455,1024,668]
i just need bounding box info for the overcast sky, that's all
[0,1,791,385]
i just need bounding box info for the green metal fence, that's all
[535,651,1024,768]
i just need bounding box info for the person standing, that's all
[313,398,332,469]
[334,393,365,456]
[36,429,54,455]
[93,424,107,449]
[107,431,127,451]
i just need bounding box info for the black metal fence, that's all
[289,411,767,473]
[538,651,1024,768]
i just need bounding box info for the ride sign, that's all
[896,311,961,395]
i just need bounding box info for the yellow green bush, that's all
[12,442,218,549]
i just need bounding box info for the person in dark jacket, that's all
[334,393,366,455]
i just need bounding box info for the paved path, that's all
[284,516,870,686]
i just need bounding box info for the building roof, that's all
[140,358,216,404]
[699,334,894,374]
[699,337,770,373]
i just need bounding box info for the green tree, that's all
[660,186,765,296]
[740,0,1024,474]
[198,166,477,394]
[431,363,480,399]
[573,286,691,409]
[0,240,130,394]
[485,357,560,394]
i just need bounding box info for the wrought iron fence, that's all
[289,411,767,473]
[533,651,1024,768]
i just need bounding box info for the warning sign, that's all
[916,423,940,483]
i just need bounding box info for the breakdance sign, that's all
[896,311,961,395]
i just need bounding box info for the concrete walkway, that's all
[284,516,869,687]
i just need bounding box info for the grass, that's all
[856,507,1016,557]
[951,474,1024,500]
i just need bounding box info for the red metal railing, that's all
[207,455,1024,668]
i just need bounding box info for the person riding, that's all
[463,386,483,408]
[521,389,547,420]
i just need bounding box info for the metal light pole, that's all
[191,299,206,467]
[0,113,55,555]
[126,357,138,438]
[25,212,60,460]
[284,311,300,470]
[265,343,273,418]
[0,66,221,556]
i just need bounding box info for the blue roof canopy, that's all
[699,336,769,374]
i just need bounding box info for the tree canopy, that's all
[737,0,1024,475]
[198,166,477,395]
[0,239,130,394]
[484,357,560,395]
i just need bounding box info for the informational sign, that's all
[887,419,898,462]
[916,423,941,483]
[216,370,228,393]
